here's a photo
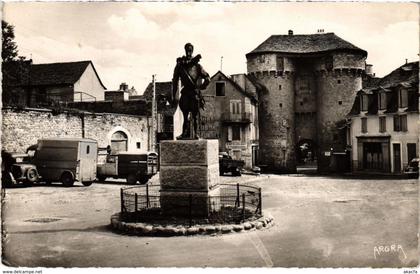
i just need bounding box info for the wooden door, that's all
[393,143,401,173]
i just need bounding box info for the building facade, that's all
[201,71,259,169]
[2,60,106,107]
[347,61,419,174]
[246,31,367,172]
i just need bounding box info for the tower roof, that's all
[246,33,367,57]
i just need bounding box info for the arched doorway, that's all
[296,139,317,173]
[111,131,128,154]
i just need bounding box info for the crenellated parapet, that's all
[248,70,295,80]
[314,68,364,77]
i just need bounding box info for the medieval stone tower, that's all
[246,31,367,172]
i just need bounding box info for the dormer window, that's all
[360,94,369,112]
[398,88,408,108]
[378,92,387,110]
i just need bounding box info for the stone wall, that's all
[1,108,151,155]
[252,72,296,172]
[316,71,363,171]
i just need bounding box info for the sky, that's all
[3,2,419,94]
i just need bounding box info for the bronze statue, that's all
[172,43,210,139]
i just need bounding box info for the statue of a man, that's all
[172,43,210,139]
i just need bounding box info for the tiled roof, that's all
[375,61,418,88]
[348,61,419,116]
[31,61,106,88]
[210,71,258,102]
[247,33,367,57]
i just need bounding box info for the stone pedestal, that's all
[159,139,220,217]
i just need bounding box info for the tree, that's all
[2,20,19,62]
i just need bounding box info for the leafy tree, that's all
[2,20,19,62]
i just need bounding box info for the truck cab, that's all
[97,151,158,184]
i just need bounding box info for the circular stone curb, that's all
[110,212,275,237]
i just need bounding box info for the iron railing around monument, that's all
[120,183,262,226]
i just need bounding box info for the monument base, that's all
[160,187,221,217]
[159,139,220,218]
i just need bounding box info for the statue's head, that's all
[184,43,194,57]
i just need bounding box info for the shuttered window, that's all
[393,115,401,131]
[361,117,367,133]
[401,115,407,132]
[379,116,386,133]
[379,92,387,110]
[398,89,408,108]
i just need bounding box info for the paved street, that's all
[2,174,418,267]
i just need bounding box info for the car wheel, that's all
[61,172,74,187]
[82,181,93,187]
[126,174,137,185]
[138,176,149,185]
[97,176,106,182]
[26,168,39,183]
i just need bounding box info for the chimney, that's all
[317,29,324,33]
[119,82,128,91]
[405,59,408,64]
[365,64,373,76]
[231,74,246,91]
[288,30,293,35]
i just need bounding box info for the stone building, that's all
[2,60,155,159]
[201,71,259,169]
[2,107,152,161]
[246,30,367,172]
[347,61,419,174]
[2,60,106,107]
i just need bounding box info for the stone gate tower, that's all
[246,31,367,172]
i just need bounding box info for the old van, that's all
[34,138,98,187]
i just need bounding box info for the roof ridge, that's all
[31,60,92,66]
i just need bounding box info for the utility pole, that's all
[151,74,156,152]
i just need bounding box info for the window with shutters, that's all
[378,92,387,110]
[230,100,241,114]
[379,116,386,133]
[360,94,369,112]
[393,115,401,132]
[361,117,367,133]
[400,115,407,132]
[398,89,408,108]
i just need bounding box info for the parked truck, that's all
[219,152,244,176]
[34,138,98,187]
[97,151,158,184]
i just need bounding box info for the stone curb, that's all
[110,213,274,237]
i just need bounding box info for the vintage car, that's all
[97,151,158,184]
[219,152,244,176]
[404,158,419,178]
[1,150,39,187]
